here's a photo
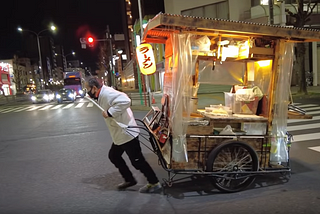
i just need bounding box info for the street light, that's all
[65,51,76,57]
[18,25,56,89]
[55,51,75,57]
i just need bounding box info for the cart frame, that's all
[134,13,320,192]
[127,106,292,192]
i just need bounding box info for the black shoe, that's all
[117,180,137,190]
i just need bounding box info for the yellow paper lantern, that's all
[136,44,156,75]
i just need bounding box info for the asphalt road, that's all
[0,98,320,214]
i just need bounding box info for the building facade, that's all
[0,57,40,95]
[120,0,165,92]
[0,61,14,95]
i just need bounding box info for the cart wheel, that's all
[206,140,259,193]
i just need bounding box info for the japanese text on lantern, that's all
[136,44,156,75]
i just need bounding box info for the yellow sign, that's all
[136,44,156,75]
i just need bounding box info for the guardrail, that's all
[127,92,151,107]
[0,94,30,105]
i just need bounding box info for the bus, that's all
[63,71,85,98]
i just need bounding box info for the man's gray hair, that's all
[85,76,102,89]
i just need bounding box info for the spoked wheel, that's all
[206,140,259,193]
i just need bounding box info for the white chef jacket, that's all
[97,85,140,145]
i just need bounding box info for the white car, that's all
[31,89,54,104]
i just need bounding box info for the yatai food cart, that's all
[133,13,320,192]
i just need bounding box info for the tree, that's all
[96,41,113,86]
[286,0,320,94]
[12,55,23,92]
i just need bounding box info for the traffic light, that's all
[87,36,94,47]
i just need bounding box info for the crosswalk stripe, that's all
[288,116,320,124]
[39,105,54,110]
[1,106,25,113]
[293,133,320,142]
[308,110,320,115]
[75,103,84,108]
[309,146,320,152]
[287,123,320,132]
[293,104,317,108]
[87,103,93,107]
[0,107,13,112]
[62,103,74,109]
[14,106,34,112]
[51,105,63,109]
[26,106,44,111]
[304,106,320,111]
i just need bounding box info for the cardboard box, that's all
[233,97,259,115]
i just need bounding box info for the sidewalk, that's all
[290,85,320,96]
[0,94,31,106]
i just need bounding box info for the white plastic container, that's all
[224,92,234,111]
[241,122,267,135]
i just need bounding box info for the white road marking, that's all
[1,106,26,113]
[75,103,84,108]
[293,133,320,142]
[293,104,317,108]
[0,107,13,112]
[306,110,320,115]
[62,103,74,109]
[26,106,45,111]
[87,103,93,107]
[51,105,63,109]
[39,105,54,110]
[304,106,320,111]
[308,146,320,153]
[14,106,34,112]
[287,123,320,132]
[288,116,320,124]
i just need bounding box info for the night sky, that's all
[1,0,123,70]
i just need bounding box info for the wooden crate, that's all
[186,122,214,135]
[170,136,205,170]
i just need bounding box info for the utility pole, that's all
[106,25,115,87]
[138,0,150,106]
[269,0,274,24]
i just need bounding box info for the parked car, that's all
[31,89,55,104]
[56,88,76,103]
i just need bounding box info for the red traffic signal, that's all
[87,36,94,47]
[87,36,94,44]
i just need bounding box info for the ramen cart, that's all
[132,13,320,193]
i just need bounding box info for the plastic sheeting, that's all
[270,42,294,164]
[162,34,293,165]
[198,61,245,85]
[163,33,195,162]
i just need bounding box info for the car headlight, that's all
[31,96,36,101]
[56,94,61,99]
[43,95,49,100]
[68,93,74,98]
[79,90,83,94]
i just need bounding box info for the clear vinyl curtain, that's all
[270,41,294,164]
[164,33,195,162]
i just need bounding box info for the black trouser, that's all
[108,137,159,184]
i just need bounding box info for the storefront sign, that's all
[136,44,156,75]
[0,62,10,72]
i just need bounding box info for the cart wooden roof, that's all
[142,13,320,44]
